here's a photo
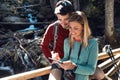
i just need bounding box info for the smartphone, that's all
[48,57,63,64]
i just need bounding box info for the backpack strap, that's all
[68,44,82,60]
[53,21,59,52]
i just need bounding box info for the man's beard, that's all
[63,25,69,29]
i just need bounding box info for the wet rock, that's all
[3,16,28,22]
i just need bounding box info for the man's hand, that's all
[51,51,60,60]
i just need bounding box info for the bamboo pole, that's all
[1,48,120,80]
[104,75,112,80]
[98,54,120,70]
[98,48,120,60]
[0,66,51,80]
[105,61,120,76]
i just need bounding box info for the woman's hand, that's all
[58,60,77,70]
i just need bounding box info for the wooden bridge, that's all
[1,48,120,80]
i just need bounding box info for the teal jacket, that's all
[61,38,98,80]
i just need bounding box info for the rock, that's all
[3,16,28,22]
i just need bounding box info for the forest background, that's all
[0,0,120,48]
[0,0,120,80]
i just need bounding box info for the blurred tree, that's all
[105,0,117,46]
[72,0,80,10]
[49,0,59,11]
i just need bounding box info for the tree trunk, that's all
[72,0,80,10]
[105,0,117,45]
[50,0,59,11]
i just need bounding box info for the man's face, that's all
[56,14,70,29]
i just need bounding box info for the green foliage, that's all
[79,0,105,29]
[115,0,120,16]
[83,0,104,19]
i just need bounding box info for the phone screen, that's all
[48,57,63,64]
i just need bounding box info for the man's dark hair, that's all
[54,0,74,15]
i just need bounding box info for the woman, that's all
[59,11,98,80]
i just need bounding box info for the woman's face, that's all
[56,14,70,29]
[69,21,83,39]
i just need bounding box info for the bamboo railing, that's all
[1,48,120,80]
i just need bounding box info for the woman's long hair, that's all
[68,11,91,48]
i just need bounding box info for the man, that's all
[41,0,74,62]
